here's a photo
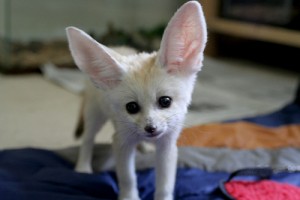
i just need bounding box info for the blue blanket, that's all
[229,103,300,127]
[1,103,300,200]
[1,148,300,200]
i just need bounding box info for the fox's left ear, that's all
[66,27,125,89]
[158,1,207,75]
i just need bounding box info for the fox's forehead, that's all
[121,52,161,86]
[117,53,184,104]
[121,52,157,71]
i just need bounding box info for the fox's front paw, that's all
[75,164,93,174]
[118,196,140,200]
[119,190,140,200]
[155,197,173,200]
[155,193,173,200]
[119,198,140,200]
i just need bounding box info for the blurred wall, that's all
[0,0,181,42]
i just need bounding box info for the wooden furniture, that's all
[200,0,300,55]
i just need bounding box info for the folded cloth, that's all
[178,103,300,149]
[219,168,300,200]
[225,180,300,200]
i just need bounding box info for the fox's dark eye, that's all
[126,102,140,114]
[158,96,172,108]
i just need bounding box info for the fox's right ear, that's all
[66,27,124,89]
[158,1,207,75]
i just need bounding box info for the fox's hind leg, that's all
[75,93,108,173]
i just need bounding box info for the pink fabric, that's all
[225,180,300,200]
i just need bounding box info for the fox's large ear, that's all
[158,1,207,75]
[66,27,124,89]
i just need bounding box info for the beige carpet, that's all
[0,74,114,149]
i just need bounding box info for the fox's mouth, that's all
[145,131,163,139]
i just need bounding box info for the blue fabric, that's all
[1,148,300,200]
[228,103,300,127]
[1,103,300,199]
[0,148,224,200]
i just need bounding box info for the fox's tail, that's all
[74,100,84,139]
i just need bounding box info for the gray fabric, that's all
[55,144,300,173]
[178,147,300,172]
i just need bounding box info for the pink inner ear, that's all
[66,27,124,89]
[83,45,124,88]
[159,2,207,74]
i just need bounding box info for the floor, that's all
[0,56,299,150]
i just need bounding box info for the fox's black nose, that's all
[144,125,157,134]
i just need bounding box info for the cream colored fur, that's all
[66,1,207,200]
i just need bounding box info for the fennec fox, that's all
[66,1,207,200]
